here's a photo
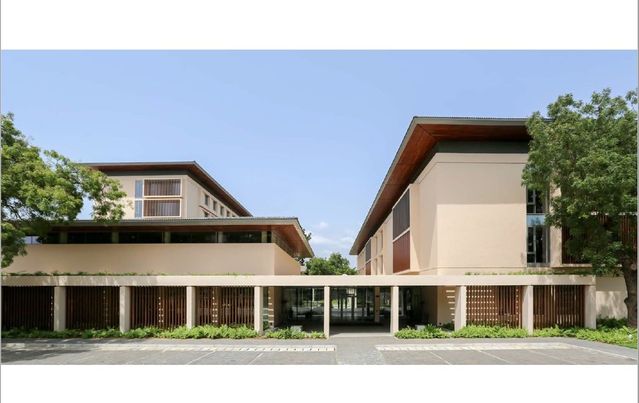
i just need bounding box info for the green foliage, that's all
[263,327,325,339]
[304,252,357,275]
[1,114,126,267]
[522,89,637,273]
[1,325,259,340]
[451,325,529,338]
[395,325,448,339]
[533,323,637,349]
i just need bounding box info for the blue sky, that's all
[2,51,637,264]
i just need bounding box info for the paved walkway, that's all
[1,336,636,365]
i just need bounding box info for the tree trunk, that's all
[621,260,637,327]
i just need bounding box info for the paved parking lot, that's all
[2,336,636,365]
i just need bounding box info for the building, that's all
[350,117,631,328]
[1,119,633,337]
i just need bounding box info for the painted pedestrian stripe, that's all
[376,342,575,351]
[1,343,335,352]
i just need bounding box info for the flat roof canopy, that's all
[85,161,252,217]
[350,117,530,255]
[51,218,314,258]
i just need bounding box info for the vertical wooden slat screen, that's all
[533,285,584,328]
[66,287,119,329]
[1,286,54,330]
[466,286,521,327]
[130,287,186,329]
[196,286,220,325]
[144,179,181,196]
[392,231,410,273]
[217,287,254,326]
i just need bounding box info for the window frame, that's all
[142,198,182,218]
[143,178,183,198]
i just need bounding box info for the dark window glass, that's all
[67,232,112,244]
[35,233,61,244]
[144,179,181,196]
[392,190,410,238]
[119,232,163,243]
[527,225,548,264]
[526,189,545,214]
[222,231,262,243]
[144,199,180,217]
[365,240,372,261]
[170,232,218,243]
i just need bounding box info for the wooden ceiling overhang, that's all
[52,218,313,258]
[350,117,530,255]
[85,161,251,217]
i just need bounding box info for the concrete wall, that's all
[6,243,299,275]
[596,276,628,319]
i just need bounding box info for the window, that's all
[222,231,262,243]
[144,199,181,217]
[226,210,231,217]
[135,180,143,198]
[67,232,112,244]
[144,179,181,196]
[119,232,163,243]
[134,200,143,218]
[365,240,371,262]
[220,206,225,216]
[393,190,410,238]
[204,194,210,206]
[170,232,218,243]
[213,200,218,211]
[526,188,548,265]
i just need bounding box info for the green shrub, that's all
[263,327,323,339]
[395,325,449,339]
[597,317,628,329]
[451,325,528,338]
[533,325,637,349]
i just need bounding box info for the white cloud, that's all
[316,221,329,230]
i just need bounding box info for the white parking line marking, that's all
[1,343,336,353]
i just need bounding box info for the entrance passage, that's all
[330,287,390,335]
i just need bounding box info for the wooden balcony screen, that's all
[466,286,522,327]
[533,285,584,328]
[66,286,119,329]
[143,199,181,217]
[218,287,254,326]
[130,286,186,329]
[392,231,410,273]
[1,286,54,330]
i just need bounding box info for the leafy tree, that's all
[1,114,126,267]
[304,252,357,275]
[522,89,637,326]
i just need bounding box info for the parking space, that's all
[2,337,636,365]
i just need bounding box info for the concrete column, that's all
[254,286,263,334]
[454,286,467,331]
[390,286,399,334]
[522,285,534,335]
[119,286,131,332]
[584,285,597,329]
[374,287,381,323]
[53,286,66,331]
[186,286,197,329]
[323,286,330,337]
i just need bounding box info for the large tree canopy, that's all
[1,114,126,267]
[522,89,637,326]
[304,252,357,275]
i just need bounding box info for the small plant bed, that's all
[264,327,325,339]
[395,320,637,349]
[1,325,325,340]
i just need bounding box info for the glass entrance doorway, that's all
[330,287,390,333]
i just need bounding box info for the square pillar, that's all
[454,286,467,331]
[584,285,597,329]
[522,285,534,335]
[323,286,330,337]
[119,286,131,332]
[390,286,399,334]
[186,286,197,329]
[254,286,264,334]
[53,286,66,331]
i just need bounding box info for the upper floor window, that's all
[220,206,225,216]
[144,179,181,197]
[393,190,410,239]
[144,199,181,217]
[213,200,218,211]
[204,194,210,206]
[526,188,548,265]
[365,239,372,262]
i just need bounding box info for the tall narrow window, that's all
[204,194,210,207]
[526,189,548,265]
[134,180,143,218]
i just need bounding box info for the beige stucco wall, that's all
[6,243,298,275]
[595,276,628,319]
